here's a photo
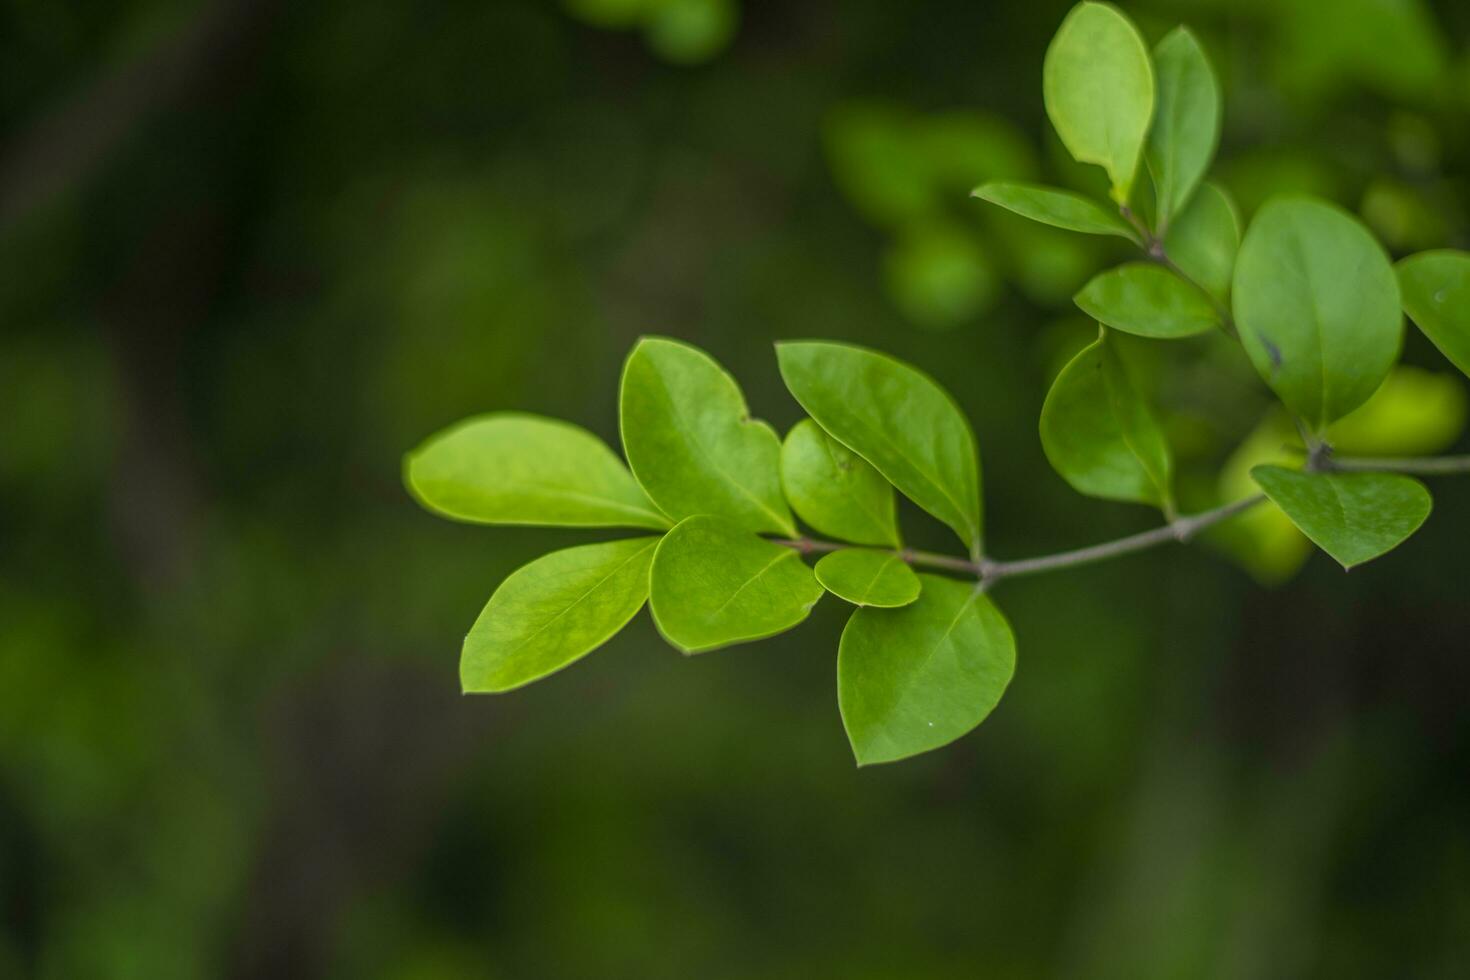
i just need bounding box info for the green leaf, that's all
[1042,2,1155,204]
[971,181,1138,241]
[776,342,983,555]
[461,537,659,693]
[1040,330,1174,510]
[1147,27,1221,230]
[1164,181,1239,303]
[1397,250,1470,378]
[406,413,670,529]
[814,550,921,608]
[649,516,823,653]
[1074,262,1219,338]
[1329,367,1467,455]
[620,337,795,536]
[780,419,899,547]
[883,222,1000,329]
[1234,196,1403,432]
[1251,466,1431,569]
[838,576,1015,765]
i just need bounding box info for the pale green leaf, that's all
[620,337,795,536]
[461,537,659,693]
[1233,196,1403,432]
[1329,367,1467,455]
[1251,466,1431,569]
[781,419,899,548]
[1213,414,1312,585]
[838,576,1015,765]
[1042,2,1155,204]
[406,413,670,530]
[971,181,1138,241]
[1074,262,1219,338]
[1040,330,1173,510]
[1164,181,1239,303]
[814,549,921,608]
[1397,250,1470,378]
[649,516,823,653]
[776,342,983,555]
[1147,27,1221,230]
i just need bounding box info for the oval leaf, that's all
[781,419,899,547]
[838,576,1015,765]
[1147,27,1221,230]
[650,516,823,653]
[406,413,670,530]
[814,549,921,608]
[621,337,795,536]
[1234,196,1403,432]
[776,342,983,555]
[971,181,1138,241]
[1040,331,1174,510]
[1251,466,1431,569]
[1074,262,1219,338]
[1397,250,1470,378]
[1163,181,1239,303]
[461,537,659,693]
[1043,2,1155,204]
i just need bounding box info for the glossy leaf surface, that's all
[1234,196,1402,431]
[777,342,983,554]
[1147,27,1220,229]
[650,516,822,653]
[1251,466,1431,569]
[1043,2,1155,203]
[406,413,669,529]
[461,538,659,693]
[1074,262,1219,338]
[781,419,899,547]
[814,550,921,608]
[1397,250,1470,378]
[838,576,1015,765]
[621,337,795,536]
[1040,332,1173,509]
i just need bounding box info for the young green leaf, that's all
[814,549,921,608]
[971,181,1139,242]
[1163,181,1240,303]
[1147,27,1221,230]
[1397,250,1470,378]
[620,337,796,536]
[1329,367,1468,455]
[776,341,983,555]
[406,413,670,530]
[461,537,659,693]
[1251,466,1431,569]
[1040,331,1174,510]
[1233,196,1403,432]
[1042,2,1155,204]
[650,516,823,653]
[1074,262,1219,338]
[781,419,899,548]
[838,576,1015,765]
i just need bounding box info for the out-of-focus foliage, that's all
[3,0,1470,976]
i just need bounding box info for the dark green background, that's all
[3,0,1468,976]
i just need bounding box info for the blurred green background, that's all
[3,0,1470,976]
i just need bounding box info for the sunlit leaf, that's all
[971,181,1138,241]
[838,576,1015,765]
[650,516,822,653]
[1212,414,1312,585]
[776,342,983,555]
[781,419,899,548]
[1074,262,1219,338]
[1329,366,1467,454]
[1164,181,1239,303]
[1147,27,1221,230]
[1040,330,1173,510]
[642,0,738,65]
[1397,250,1470,378]
[621,337,795,536]
[1233,196,1402,432]
[814,549,920,608]
[1042,2,1155,204]
[1251,466,1431,569]
[406,413,670,529]
[461,537,659,693]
